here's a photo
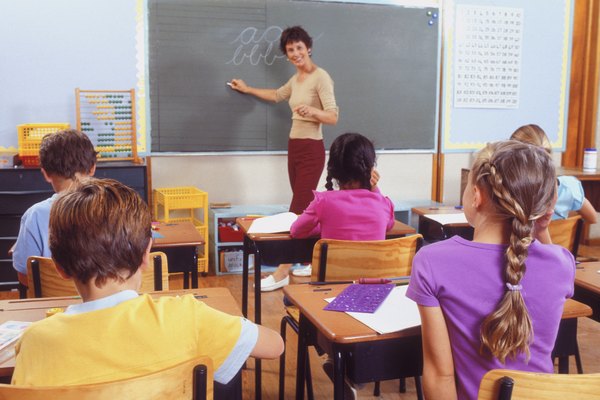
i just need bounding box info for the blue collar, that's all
[64,290,139,315]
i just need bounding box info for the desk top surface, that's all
[0,288,239,376]
[576,262,600,294]
[283,283,420,344]
[236,218,416,242]
[412,206,463,216]
[283,284,589,345]
[152,221,205,248]
[557,167,600,181]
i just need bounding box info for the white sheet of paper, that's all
[424,212,468,225]
[325,285,421,334]
[247,212,298,234]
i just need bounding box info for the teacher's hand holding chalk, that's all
[229,78,249,94]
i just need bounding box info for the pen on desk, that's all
[313,288,331,292]
[308,276,410,286]
[194,295,207,299]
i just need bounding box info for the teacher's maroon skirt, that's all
[287,138,325,214]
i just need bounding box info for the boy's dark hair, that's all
[39,129,97,179]
[279,26,313,54]
[325,133,376,191]
[49,177,151,287]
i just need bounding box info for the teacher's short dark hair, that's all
[279,26,313,54]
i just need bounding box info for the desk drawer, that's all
[96,167,146,184]
[0,240,15,258]
[0,215,21,236]
[0,169,51,191]
[0,259,18,283]
[0,191,53,214]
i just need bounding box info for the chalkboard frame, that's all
[148,0,441,153]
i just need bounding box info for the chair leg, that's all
[279,315,314,400]
[414,376,424,400]
[575,346,584,374]
[399,377,406,392]
[373,381,380,396]
[305,351,314,400]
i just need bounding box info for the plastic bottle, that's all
[583,148,597,171]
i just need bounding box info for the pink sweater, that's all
[290,188,395,240]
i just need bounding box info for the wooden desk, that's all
[558,167,600,210]
[236,218,415,400]
[151,221,204,289]
[0,288,240,378]
[284,283,422,400]
[236,219,416,323]
[411,206,473,242]
[574,261,600,322]
[284,283,590,398]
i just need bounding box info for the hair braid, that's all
[474,141,556,363]
[325,174,334,191]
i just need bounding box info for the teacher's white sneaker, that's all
[260,275,289,292]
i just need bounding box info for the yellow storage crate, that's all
[153,187,210,274]
[17,123,70,167]
[196,224,209,274]
[153,187,208,225]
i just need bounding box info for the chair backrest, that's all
[142,251,170,292]
[26,257,78,298]
[548,215,583,257]
[0,356,213,400]
[310,234,423,282]
[478,369,600,400]
[25,252,169,298]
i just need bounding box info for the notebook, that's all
[0,321,32,351]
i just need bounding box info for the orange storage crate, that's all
[17,123,70,167]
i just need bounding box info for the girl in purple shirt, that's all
[407,141,575,400]
[259,132,395,291]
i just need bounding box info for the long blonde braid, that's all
[474,141,556,363]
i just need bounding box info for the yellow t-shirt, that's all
[12,294,244,386]
[275,67,338,140]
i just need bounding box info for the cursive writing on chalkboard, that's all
[226,26,286,66]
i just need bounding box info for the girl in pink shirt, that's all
[259,132,395,291]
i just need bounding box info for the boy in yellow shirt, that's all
[12,177,283,387]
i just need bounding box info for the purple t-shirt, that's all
[407,236,575,400]
[290,188,395,240]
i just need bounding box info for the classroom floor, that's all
[183,269,600,400]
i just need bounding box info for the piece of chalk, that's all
[226,82,232,87]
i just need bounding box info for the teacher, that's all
[230,26,339,216]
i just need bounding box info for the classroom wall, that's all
[151,153,433,207]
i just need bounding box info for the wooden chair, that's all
[0,356,213,400]
[24,252,170,298]
[478,369,600,400]
[278,234,424,400]
[546,215,585,373]
[548,215,583,257]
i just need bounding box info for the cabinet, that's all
[209,205,288,275]
[0,161,148,289]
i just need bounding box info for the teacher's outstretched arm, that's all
[230,79,277,103]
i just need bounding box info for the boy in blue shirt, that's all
[12,129,97,282]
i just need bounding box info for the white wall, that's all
[151,152,433,206]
